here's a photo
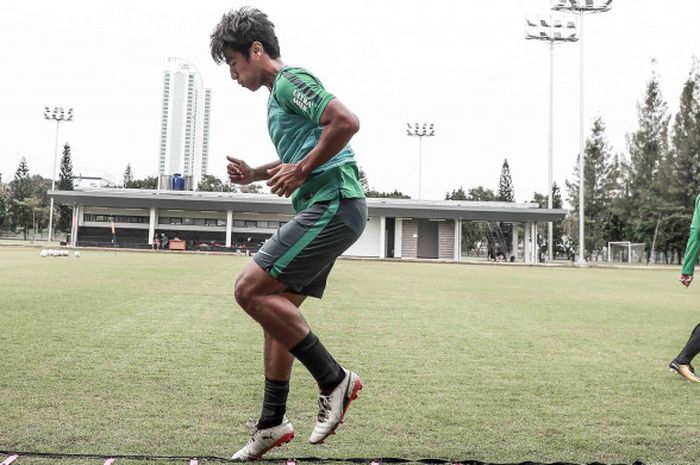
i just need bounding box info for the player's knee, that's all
[234,273,257,314]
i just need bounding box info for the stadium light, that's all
[525,10,578,263]
[44,106,74,243]
[552,0,613,267]
[406,122,435,200]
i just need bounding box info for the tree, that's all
[9,157,32,238]
[240,183,262,193]
[0,190,7,230]
[550,182,566,258]
[365,189,411,199]
[606,153,631,244]
[495,159,515,256]
[57,143,75,232]
[532,182,566,258]
[28,175,51,237]
[358,166,370,193]
[668,60,700,211]
[57,143,74,191]
[8,171,51,240]
[625,64,671,251]
[128,176,158,190]
[566,117,620,258]
[497,159,515,202]
[446,186,476,254]
[449,186,496,256]
[445,186,467,200]
[467,186,496,201]
[198,174,235,192]
[658,60,700,262]
[123,164,134,188]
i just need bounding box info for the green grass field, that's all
[1,247,698,465]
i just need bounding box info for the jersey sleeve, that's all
[681,194,700,275]
[273,69,335,124]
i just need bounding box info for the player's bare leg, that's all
[232,293,304,461]
[234,262,361,445]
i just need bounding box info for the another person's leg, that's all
[671,322,700,383]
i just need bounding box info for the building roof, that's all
[49,188,567,222]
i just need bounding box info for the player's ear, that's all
[251,41,264,58]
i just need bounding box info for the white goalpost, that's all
[608,241,646,264]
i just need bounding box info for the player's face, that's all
[224,47,263,91]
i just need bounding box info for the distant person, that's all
[160,233,169,250]
[211,6,366,461]
[671,194,700,383]
[153,233,160,250]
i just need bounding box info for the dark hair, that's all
[210,6,281,64]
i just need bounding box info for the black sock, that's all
[257,378,289,429]
[675,323,700,365]
[290,332,345,394]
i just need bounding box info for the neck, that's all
[263,58,286,90]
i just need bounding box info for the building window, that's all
[84,214,148,223]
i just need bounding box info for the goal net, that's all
[608,241,646,264]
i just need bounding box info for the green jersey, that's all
[682,194,700,275]
[268,66,364,212]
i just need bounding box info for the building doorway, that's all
[417,220,439,258]
[385,217,395,258]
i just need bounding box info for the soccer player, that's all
[210,7,367,461]
[670,194,700,383]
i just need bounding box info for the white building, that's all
[51,188,566,264]
[158,57,212,184]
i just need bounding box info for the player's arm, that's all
[680,195,700,286]
[227,156,281,184]
[298,99,359,175]
[268,99,359,197]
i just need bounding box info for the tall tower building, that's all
[158,57,212,184]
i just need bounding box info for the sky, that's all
[1,0,699,203]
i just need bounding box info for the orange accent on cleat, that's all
[340,378,363,421]
[309,370,362,444]
[255,432,294,459]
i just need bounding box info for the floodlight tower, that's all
[406,122,435,200]
[43,106,74,243]
[525,10,578,263]
[552,0,613,266]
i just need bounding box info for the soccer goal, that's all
[608,241,646,264]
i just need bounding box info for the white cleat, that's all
[232,416,294,461]
[309,369,363,445]
[669,361,700,383]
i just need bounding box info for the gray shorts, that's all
[253,197,367,298]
